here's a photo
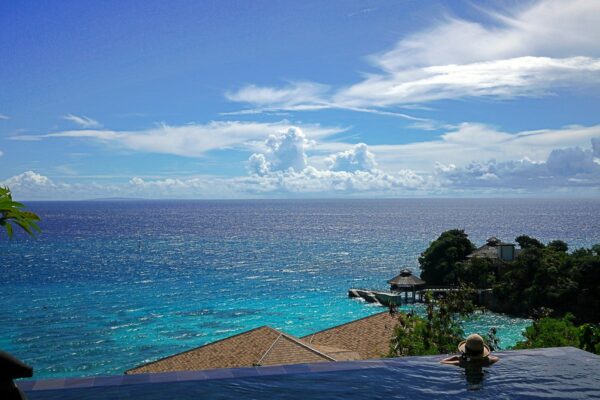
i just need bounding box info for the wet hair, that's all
[465,347,484,356]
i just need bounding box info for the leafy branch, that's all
[0,186,41,238]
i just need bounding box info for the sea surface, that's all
[1,198,599,379]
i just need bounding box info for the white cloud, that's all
[224,82,435,122]
[546,147,597,176]
[226,0,600,112]
[2,171,63,199]
[255,127,308,173]
[327,143,377,172]
[436,140,600,189]
[354,123,600,172]
[10,121,346,158]
[62,114,102,128]
[246,127,426,193]
[225,82,329,111]
[4,138,599,199]
[0,114,9,120]
[335,56,600,107]
[337,0,600,107]
[373,1,600,70]
[4,171,54,187]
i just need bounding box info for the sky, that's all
[1,0,599,199]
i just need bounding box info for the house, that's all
[467,237,519,262]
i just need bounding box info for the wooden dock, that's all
[348,287,492,307]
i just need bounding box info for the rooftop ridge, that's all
[278,333,337,362]
[256,333,283,365]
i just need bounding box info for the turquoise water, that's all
[2,199,599,379]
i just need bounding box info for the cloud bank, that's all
[4,122,599,199]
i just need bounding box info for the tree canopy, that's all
[418,229,474,285]
[389,288,477,357]
[515,235,544,249]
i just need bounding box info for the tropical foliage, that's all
[389,288,478,356]
[416,230,600,355]
[0,186,41,238]
[493,242,600,323]
[420,229,600,323]
[418,229,474,285]
[513,314,600,354]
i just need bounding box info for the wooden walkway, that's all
[348,287,492,306]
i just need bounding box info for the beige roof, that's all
[302,312,398,360]
[125,326,358,375]
[388,269,426,287]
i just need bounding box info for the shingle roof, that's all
[125,326,358,375]
[467,244,500,259]
[126,312,398,374]
[387,269,426,287]
[302,312,398,360]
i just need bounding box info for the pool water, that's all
[19,347,600,399]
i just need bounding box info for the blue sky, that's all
[1,0,599,199]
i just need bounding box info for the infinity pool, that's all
[19,347,600,399]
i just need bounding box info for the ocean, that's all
[1,198,599,379]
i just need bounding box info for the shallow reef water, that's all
[2,199,599,379]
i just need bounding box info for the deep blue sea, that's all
[2,199,599,379]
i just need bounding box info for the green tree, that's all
[578,324,600,354]
[419,229,474,285]
[455,257,496,288]
[515,235,544,249]
[513,314,580,350]
[0,186,41,238]
[547,240,568,253]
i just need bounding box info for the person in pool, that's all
[441,334,499,367]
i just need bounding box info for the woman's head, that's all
[458,334,490,359]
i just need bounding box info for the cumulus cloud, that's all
[327,143,377,172]
[246,127,426,193]
[4,171,55,188]
[1,171,231,200]
[226,1,600,112]
[436,139,600,189]
[62,114,102,128]
[350,124,600,173]
[10,121,345,158]
[248,127,309,175]
[3,138,599,199]
[1,171,64,199]
[546,147,597,176]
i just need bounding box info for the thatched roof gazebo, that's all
[387,269,426,303]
